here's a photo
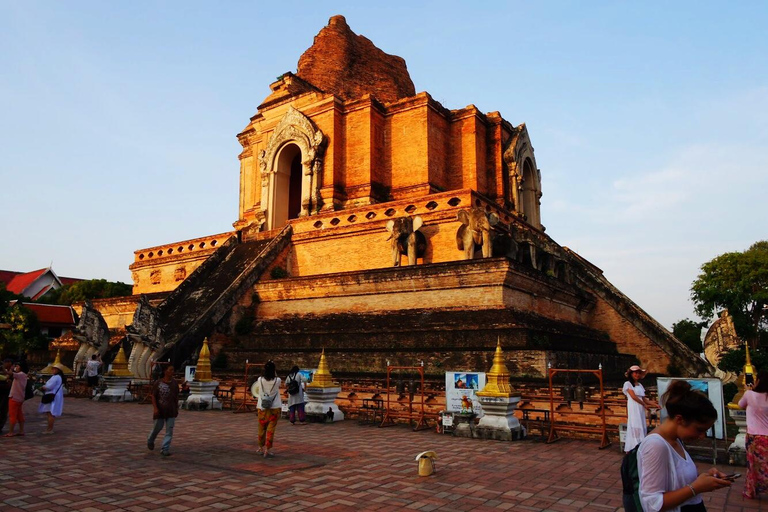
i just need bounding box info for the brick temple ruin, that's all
[82,15,710,382]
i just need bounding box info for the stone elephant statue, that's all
[386,216,425,266]
[456,208,499,259]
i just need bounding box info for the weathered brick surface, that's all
[297,15,415,104]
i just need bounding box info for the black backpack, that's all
[287,374,300,395]
[621,443,643,512]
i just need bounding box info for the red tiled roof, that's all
[0,270,21,287]
[59,276,83,286]
[18,303,77,326]
[6,268,49,295]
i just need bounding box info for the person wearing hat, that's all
[623,365,658,452]
[38,364,66,434]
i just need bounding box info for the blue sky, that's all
[1,1,766,330]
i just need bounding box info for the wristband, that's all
[687,484,697,497]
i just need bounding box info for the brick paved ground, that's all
[2,397,767,512]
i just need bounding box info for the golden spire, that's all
[731,340,756,407]
[108,345,133,377]
[39,350,74,375]
[477,338,518,397]
[307,348,336,388]
[195,338,213,382]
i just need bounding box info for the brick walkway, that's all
[2,397,766,512]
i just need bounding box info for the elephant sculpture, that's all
[456,208,500,259]
[385,216,425,266]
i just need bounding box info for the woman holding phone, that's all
[638,380,731,511]
[738,370,768,499]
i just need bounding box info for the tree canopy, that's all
[0,286,47,357]
[39,279,132,305]
[691,241,768,346]
[717,346,768,375]
[672,318,706,353]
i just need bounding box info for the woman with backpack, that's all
[637,380,731,511]
[623,365,659,452]
[286,365,307,425]
[256,361,282,458]
[738,370,768,499]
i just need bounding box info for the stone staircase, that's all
[153,225,292,367]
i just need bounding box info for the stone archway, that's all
[503,126,542,229]
[258,106,325,230]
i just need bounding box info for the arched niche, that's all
[503,125,542,229]
[258,106,325,230]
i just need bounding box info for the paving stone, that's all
[3,397,767,511]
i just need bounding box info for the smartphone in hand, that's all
[723,473,741,481]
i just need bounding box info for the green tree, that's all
[39,279,132,305]
[717,346,768,375]
[691,241,768,347]
[671,318,707,353]
[0,302,47,356]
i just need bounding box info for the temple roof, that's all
[295,15,415,104]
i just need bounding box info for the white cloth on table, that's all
[38,374,65,417]
[623,381,647,452]
[638,433,703,512]
[285,372,305,407]
[256,377,282,410]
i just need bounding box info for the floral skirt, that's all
[745,434,768,498]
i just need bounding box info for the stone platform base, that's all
[184,381,222,411]
[473,425,526,441]
[98,376,133,402]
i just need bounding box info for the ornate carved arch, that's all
[257,106,325,228]
[503,125,542,228]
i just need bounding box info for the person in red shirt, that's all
[147,365,180,457]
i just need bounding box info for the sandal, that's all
[2,433,17,437]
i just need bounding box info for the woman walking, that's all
[38,364,66,434]
[623,365,658,452]
[256,361,282,457]
[147,365,180,456]
[286,366,306,425]
[738,370,768,499]
[4,362,28,437]
[638,380,731,511]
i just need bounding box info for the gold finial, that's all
[730,339,756,408]
[39,350,74,375]
[307,348,336,388]
[109,345,133,377]
[477,338,518,397]
[194,338,213,382]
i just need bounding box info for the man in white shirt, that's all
[84,354,102,393]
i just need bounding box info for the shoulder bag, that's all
[41,382,62,405]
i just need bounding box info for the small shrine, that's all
[185,338,222,410]
[305,349,344,421]
[99,345,133,402]
[474,340,524,440]
[39,350,74,376]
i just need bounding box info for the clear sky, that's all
[1,1,766,330]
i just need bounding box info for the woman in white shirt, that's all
[38,364,66,434]
[256,361,282,458]
[623,365,659,452]
[638,380,731,512]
